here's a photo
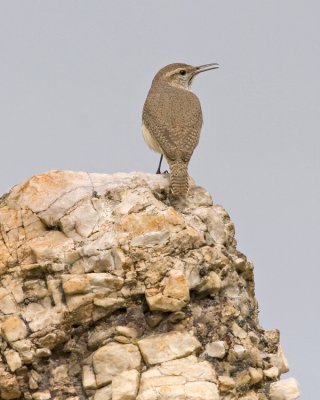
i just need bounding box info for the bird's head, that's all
[153,63,219,90]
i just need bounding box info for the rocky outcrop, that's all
[0,171,300,400]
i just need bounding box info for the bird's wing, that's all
[143,88,203,162]
[143,92,179,160]
[172,93,203,162]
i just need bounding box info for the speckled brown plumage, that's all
[142,62,218,198]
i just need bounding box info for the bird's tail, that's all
[170,161,189,198]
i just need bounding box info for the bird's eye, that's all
[179,70,186,75]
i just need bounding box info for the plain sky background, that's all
[0,1,319,397]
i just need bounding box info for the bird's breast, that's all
[141,123,162,153]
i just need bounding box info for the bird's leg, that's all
[156,154,163,174]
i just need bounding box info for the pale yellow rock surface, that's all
[111,369,140,400]
[93,385,112,400]
[218,375,236,391]
[270,346,290,374]
[138,331,201,365]
[205,340,226,359]
[145,270,190,312]
[92,342,141,387]
[82,365,97,390]
[269,378,300,400]
[1,315,27,342]
[31,391,51,400]
[264,366,279,379]
[4,349,22,372]
[185,381,219,400]
[248,367,264,384]
[0,170,300,399]
[137,355,218,399]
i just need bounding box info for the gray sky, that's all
[1,1,319,397]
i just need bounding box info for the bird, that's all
[142,62,219,199]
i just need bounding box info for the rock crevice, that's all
[0,171,300,400]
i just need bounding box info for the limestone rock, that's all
[94,385,112,400]
[270,345,290,374]
[138,331,201,365]
[92,342,141,387]
[145,270,190,312]
[248,367,264,384]
[194,271,222,294]
[31,391,51,400]
[264,366,279,379]
[115,326,138,338]
[205,341,226,359]
[0,288,18,314]
[137,354,217,400]
[112,369,140,400]
[4,349,22,372]
[269,378,300,400]
[82,365,97,390]
[1,316,27,342]
[138,368,219,400]
[185,382,219,400]
[218,375,236,391]
[0,170,299,399]
[0,368,21,399]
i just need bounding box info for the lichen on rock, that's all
[0,170,300,399]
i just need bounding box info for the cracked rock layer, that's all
[0,171,300,400]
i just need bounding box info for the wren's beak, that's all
[189,63,219,85]
[195,63,220,74]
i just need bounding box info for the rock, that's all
[231,322,247,339]
[234,370,251,386]
[115,335,130,344]
[264,366,279,379]
[140,355,217,383]
[51,364,70,385]
[0,288,18,314]
[29,369,41,390]
[82,365,97,390]
[94,385,112,400]
[248,367,264,384]
[137,381,186,400]
[11,339,35,363]
[93,296,125,310]
[185,381,219,400]
[22,297,63,332]
[270,346,289,374]
[112,369,140,400]
[138,331,201,365]
[218,376,236,391]
[233,344,246,358]
[269,378,300,400]
[29,231,76,264]
[137,369,219,400]
[31,391,51,400]
[205,341,226,358]
[131,231,170,247]
[0,170,299,399]
[62,273,123,295]
[115,326,138,338]
[4,349,22,372]
[36,348,52,358]
[92,342,141,387]
[195,271,222,294]
[0,369,21,399]
[145,271,190,312]
[239,392,259,400]
[1,316,27,342]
